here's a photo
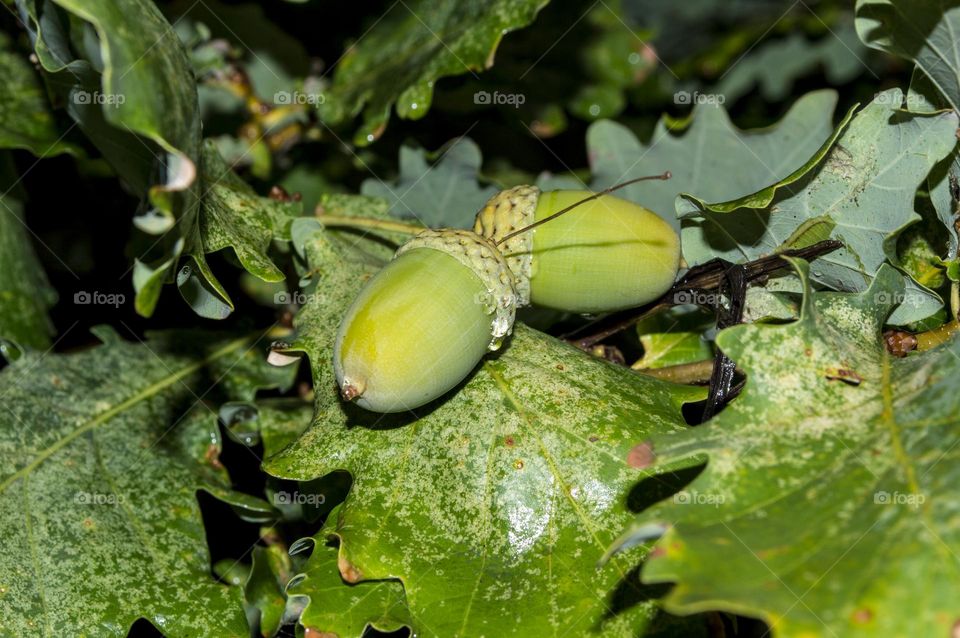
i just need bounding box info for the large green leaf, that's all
[716,24,870,104]
[621,0,807,63]
[0,327,295,636]
[315,0,549,145]
[582,89,839,229]
[17,0,157,192]
[244,545,288,638]
[856,0,960,112]
[198,141,298,285]
[0,32,76,156]
[262,215,708,637]
[616,261,960,637]
[0,155,57,351]
[678,89,958,324]
[0,34,75,349]
[360,138,497,229]
[286,501,413,637]
[856,2,960,264]
[47,0,207,318]
[17,0,249,319]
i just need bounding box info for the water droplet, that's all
[0,340,22,362]
[287,573,307,588]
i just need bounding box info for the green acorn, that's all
[335,176,681,413]
[474,186,681,313]
[334,229,517,413]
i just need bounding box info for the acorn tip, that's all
[340,381,364,402]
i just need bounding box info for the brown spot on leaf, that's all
[627,441,655,468]
[297,381,313,400]
[649,545,665,559]
[269,185,292,201]
[852,607,873,624]
[530,118,560,138]
[338,554,363,583]
[504,436,515,447]
[514,459,524,470]
[304,629,338,638]
[883,330,917,358]
[204,444,224,470]
[556,363,565,371]
[588,435,599,443]
[589,344,626,365]
[261,528,283,547]
[825,367,863,386]
[82,518,94,530]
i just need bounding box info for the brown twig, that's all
[701,260,746,421]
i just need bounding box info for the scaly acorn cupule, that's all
[474,186,681,313]
[334,229,517,413]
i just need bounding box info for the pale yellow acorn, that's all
[474,186,681,313]
[334,229,517,413]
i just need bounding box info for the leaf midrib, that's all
[0,334,252,493]
[483,362,629,577]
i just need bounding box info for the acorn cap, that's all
[473,185,539,307]
[396,229,519,350]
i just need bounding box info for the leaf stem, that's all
[633,359,717,384]
[951,280,959,323]
[916,320,960,351]
[315,214,424,235]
